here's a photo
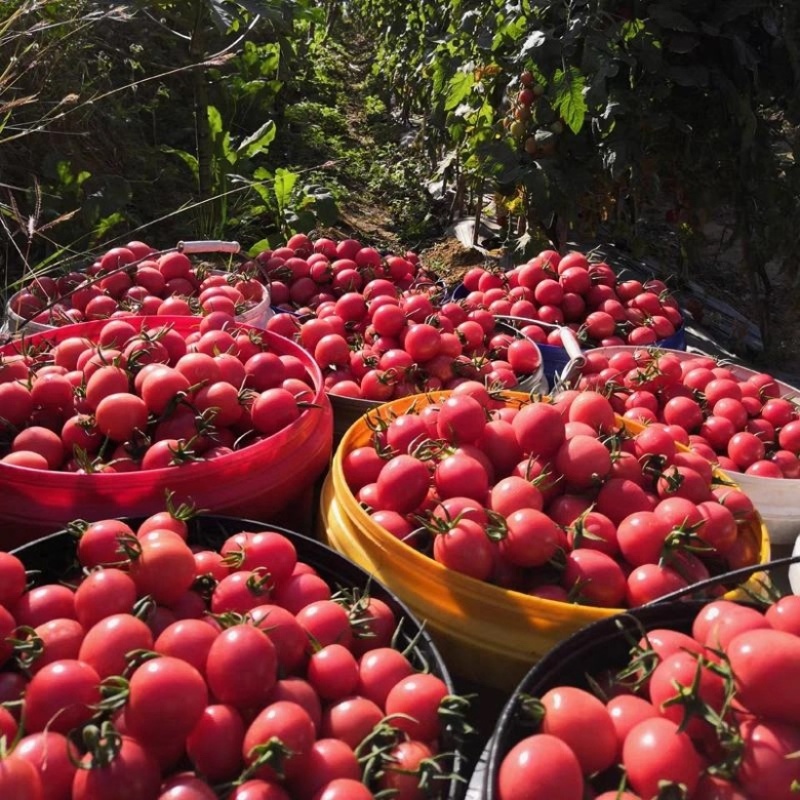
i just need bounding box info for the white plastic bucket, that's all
[590,345,800,546]
[788,537,800,593]
[5,273,272,335]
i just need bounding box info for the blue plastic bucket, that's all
[446,282,687,385]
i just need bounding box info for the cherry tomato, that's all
[306,643,359,702]
[312,779,374,800]
[228,780,290,800]
[0,552,27,608]
[78,613,153,678]
[14,731,77,800]
[0,753,42,800]
[320,695,383,749]
[159,773,219,800]
[77,519,137,569]
[737,717,800,800]
[154,619,219,677]
[23,659,101,734]
[765,594,800,635]
[129,529,197,606]
[288,738,360,800]
[205,625,279,710]
[126,656,208,745]
[295,600,353,650]
[374,455,430,515]
[186,704,245,782]
[72,734,161,800]
[539,686,618,775]
[94,393,149,442]
[74,568,138,629]
[384,672,448,742]
[243,701,316,782]
[727,628,800,725]
[497,733,583,800]
[13,585,76,628]
[622,717,702,799]
[27,618,85,674]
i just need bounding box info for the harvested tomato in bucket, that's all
[6,514,468,798]
[0,316,332,547]
[4,240,273,336]
[320,389,769,690]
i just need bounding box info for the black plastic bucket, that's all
[480,599,742,798]
[11,514,470,800]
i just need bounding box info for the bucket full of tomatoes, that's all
[576,345,800,546]
[1,513,469,799]
[449,249,687,387]
[481,593,800,800]
[265,291,549,446]
[0,315,332,547]
[4,240,273,337]
[319,387,770,691]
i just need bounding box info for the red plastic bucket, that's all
[0,317,333,547]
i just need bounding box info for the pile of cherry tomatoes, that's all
[341,385,762,607]
[495,595,800,800]
[0,513,465,799]
[0,316,320,474]
[577,347,800,480]
[8,244,267,330]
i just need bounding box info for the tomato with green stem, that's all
[205,625,278,712]
[128,529,196,607]
[243,700,316,782]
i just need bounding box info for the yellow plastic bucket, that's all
[319,392,771,691]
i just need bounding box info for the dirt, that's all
[418,238,486,286]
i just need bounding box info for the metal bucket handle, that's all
[495,315,587,390]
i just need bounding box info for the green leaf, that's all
[237,120,276,158]
[273,167,298,214]
[444,71,475,111]
[621,18,646,41]
[552,67,587,134]
[248,238,272,256]
[160,146,199,180]
[92,211,125,241]
[207,105,235,165]
[207,105,224,140]
[647,4,698,32]
[56,161,75,187]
